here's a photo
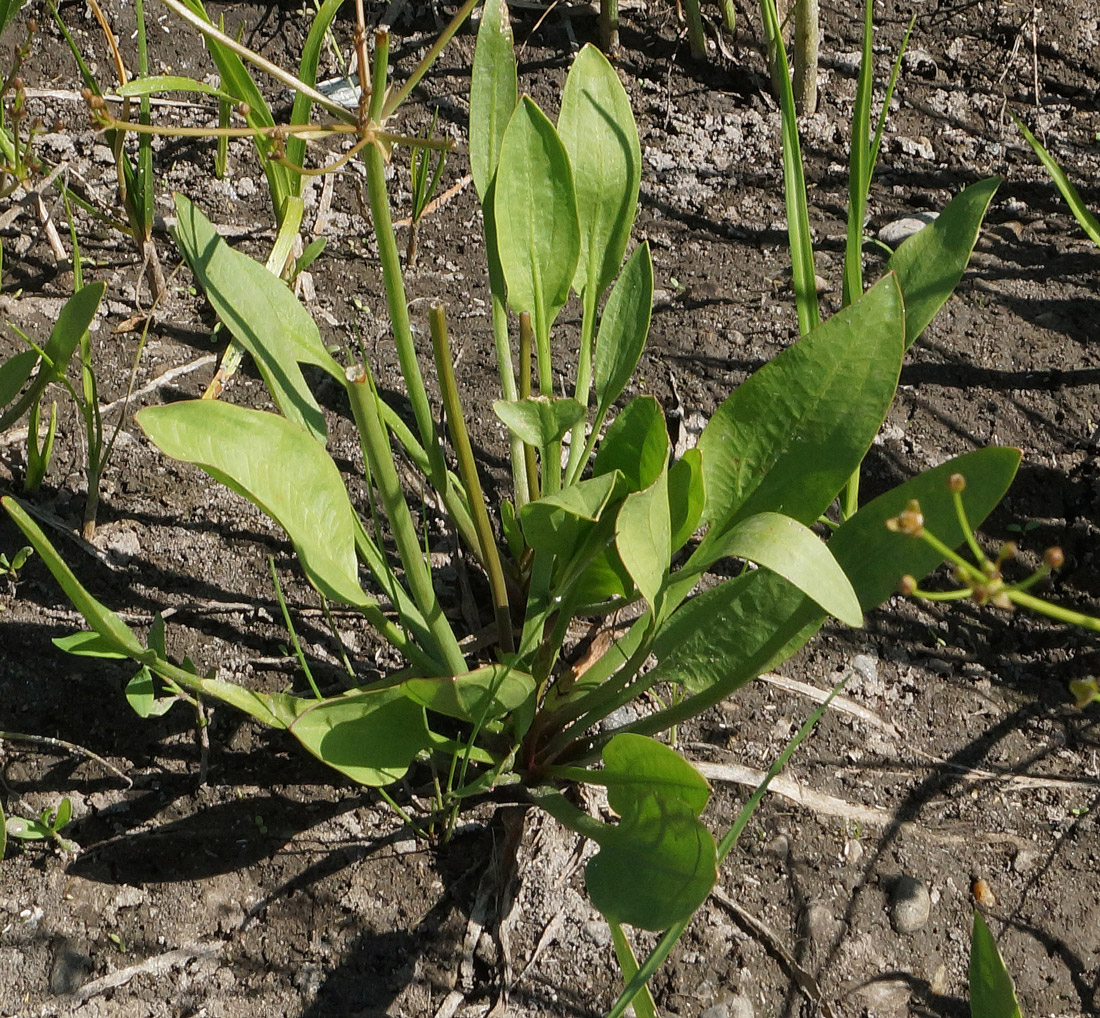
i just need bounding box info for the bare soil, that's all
[1,1,1099,1016]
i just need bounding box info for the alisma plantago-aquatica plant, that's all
[5,0,1021,988]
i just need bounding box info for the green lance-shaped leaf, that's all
[2,495,348,733]
[969,912,1023,1018]
[695,274,903,550]
[493,395,586,448]
[404,663,535,722]
[176,0,294,209]
[585,735,717,930]
[172,195,343,442]
[469,0,517,200]
[116,75,238,101]
[52,631,131,660]
[286,0,346,176]
[286,688,432,787]
[593,241,653,417]
[0,0,29,37]
[593,394,668,492]
[0,282,105,432]
[558,43,641,300]
[888,177,1000,348]
[494,96,580,332]
[693,512,862,627]
[616,466,671,614]
[136,401,372,609]
[0,350,39,409]
[1015,115,1100,247]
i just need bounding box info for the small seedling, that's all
[406,108,447,267]
[4,796,79,854]
[0,545,32,579]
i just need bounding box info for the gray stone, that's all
[763,833,789,861]
[890,875,931,934]
[878,213,939,247]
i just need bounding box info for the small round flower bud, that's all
[1043,546,1064,569]
[11,76,23,92]
[81,86,93,102]
[899,575,917,596]
[948,473,966,493]
[237,102,251,118]
[998,541,1017,560]
[887,499,924,536]
[27,18,37,32]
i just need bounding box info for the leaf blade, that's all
[558,43,641,299]
[888,177,1000,348]
[136,400,371,608]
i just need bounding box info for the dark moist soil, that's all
[1,1,1099,1016]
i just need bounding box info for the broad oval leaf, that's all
[642,447,1021,705]
[701,512,862,627]
[888,177,1000,348]
[558,44,641,299]
[650,570,821,697]
[830,446,1023,611]
[586,735,717,930]
[125,667,175,718]
[565,544,632,608]
[696,273,903,546]
[137,400,371,608]
[602,733,711,815]
[594,242,653,417]
[493,395,586,448]
[404,663,535,722]
[519,471,623,553]
[469,0,517,200]
[494,96,579,321]
[593,395,668,491]
[287,688,431,787]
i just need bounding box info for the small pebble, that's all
[1013,850,1038,874]
[764,833,789,861]
[972,878,997,908]
[582,920,610,947]
[701,997,753,1018]
[800,900,837,947]
[878,213,939,247]
[844,837,864,866]
[890,875,931,934]
[727,997,754,1018]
